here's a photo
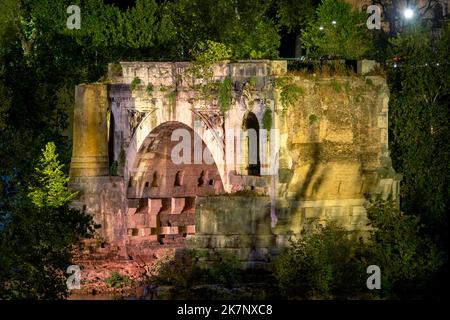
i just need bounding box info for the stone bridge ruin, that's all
[69,60,400,266]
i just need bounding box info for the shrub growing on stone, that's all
[273,222,366,299]
[365,200,446,298]
[149,249,241,290]
[205,250,241,287]
[151,249,204,289]
[105,272,131,289]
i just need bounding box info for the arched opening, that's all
[127,121,224,245]
[130,121,224,198]
[243,112,261,176]
[174,171,183,186]
[151,172,159,187]
[198,170,206,186]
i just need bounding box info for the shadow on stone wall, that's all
[292,142,324,201]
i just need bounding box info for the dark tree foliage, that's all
[273,223,367,299]
[366,200,445,298]
[386,23,449,298]
[0,191,95,299]
[169,0,280,60]
[301,0,374,59]
[387,23,450,244]
[0,141,95,299]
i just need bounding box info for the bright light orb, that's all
[404,8,414,19]
[319,26,324,30]
[332,20,336,25]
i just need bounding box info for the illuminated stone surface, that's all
[70,60,400,266]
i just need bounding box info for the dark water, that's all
[68,284,275,300]
[69,293,122,300]
[68,285,162,300]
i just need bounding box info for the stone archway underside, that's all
[126,121,224,245]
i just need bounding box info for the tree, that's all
[301,0,374,60]
[387,23,450,242]
[276,0,319,57]
[365,200,445,298]
[0,80,11,131]
[0,142,94,299]
[171,0,280,60]
[0,190,94,299]
[272,200,447,299]
[28,142,77,208]
[75,0,179,61]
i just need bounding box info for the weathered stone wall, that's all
[70,176,126,243]
[188,196,276,268]
[273,75,400,236]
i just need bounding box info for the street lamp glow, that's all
[404,8,414,19]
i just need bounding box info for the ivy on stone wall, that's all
[118,149,126,168]
[146,83,154,96]
[199,82,220,105]
[262,108,273,131]
[248,76,257,89]
[275,77,304,111]
[131,77,141,92]
[365,78,374,87]
[167,91,177,115]
[219,77,232,114]
[181,41,234,111]
[309,114,318,125]
[109,161,118,176]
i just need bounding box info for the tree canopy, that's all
[388,23,450,240]
[302,0,374,59]
[28,142,78,208]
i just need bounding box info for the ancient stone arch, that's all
[241,111,261,176]
[126,121,224,199]
[69,60,400,265]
